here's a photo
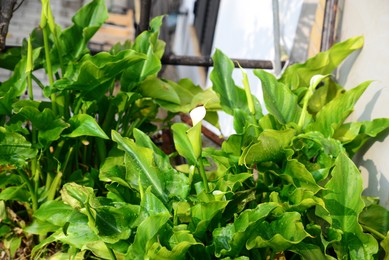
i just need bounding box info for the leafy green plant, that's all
[1,0,388,259]
[0,0,216,257]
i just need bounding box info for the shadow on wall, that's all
[290,2,318,63]
[354,128,389,208]
[336,48,363,87]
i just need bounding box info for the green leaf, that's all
[133,129,190,200]
[99,148,128,187]
[59,0,109,60]
[61,182,94,209]
[190,200,229,238]
[33,200,74,227]
[289,243,328,260]
[0,184,30,202]
[254,69,301,125]
[120,16,164,91]
[64,114,109,139]
[0,56,27,115]
[31,211,105,258]
[152,78,221,114]
[246,212,311,252]
[307,81,371,137]
[147,226,201,259]
[322,151,378,258]
[92,203,138,243]
[343,118,389,156]
[381,232,389,260]
[0,47,21,70]
[210,49,243,114]
[12,101,69,147]
[61,183,139,244]
[213,203,279,257]
[127,213,171,259]
[280,36,364,90]
[111,130,167,203]
[139,78,181,105]
[54,50,145,100]
[359,204,389,238]
[239,129,295,165]
[127,188,171,259]
[25,201,75,235]
[282,159,322,193]
[171,123,197,165]
[0,127,37,167]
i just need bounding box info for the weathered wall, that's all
[337,0,389,208]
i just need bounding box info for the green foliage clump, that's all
[1,0,389,259]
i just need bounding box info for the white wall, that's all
[208,0,303,136]
[337,0,389,208]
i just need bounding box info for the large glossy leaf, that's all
[171,123,197,165]
[213,203,279,257]
[133,129,190,200]
[64,114,109,139]
[111,130,167,202]
[343,118,389,156]
[0,185,30,202]
[307,81,371,137]
[120,16,164,91]
[190,200,229,238]
[0,127,37,167]
[99,148,128,187]
[153,78,221,113]
[92,203,138,243]
[146,225,201,259]
[359,204,389,238]
[61,182,94,209]
[0,56,27,115]
[246,212,311,252]
[289,243,328,260]
[59,0,109,60]
[126,187,171,259]
[210,49,250,116]
[12,100,69,147]
[282,159,322,193]
[139,78,181,105]
[322,151,378,258]
[279,36,364,90]
[54,50,145,99]
[254,69,301,125]
[61,183,139,244]
[25,200,75,235]
[239,129,295,166]
[31,211,105,258]
[0,47,21,70]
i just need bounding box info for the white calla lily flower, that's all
[190,106,206,126]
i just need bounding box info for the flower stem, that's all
[42,26,58,115]
[197,158,209,193]
[18,170,38,212]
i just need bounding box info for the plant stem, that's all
[18,170,38,212]
[240,65,260,136]
[47,171,62,201]
[26,38,34,100]
[31,74,45,90]
[361,224,386,240]
[62,146,74,178]
[297,75,328,131]
[102,101,116,134]
[96,138,107,165]
[197,158,209,193]
[42,26,58,115]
